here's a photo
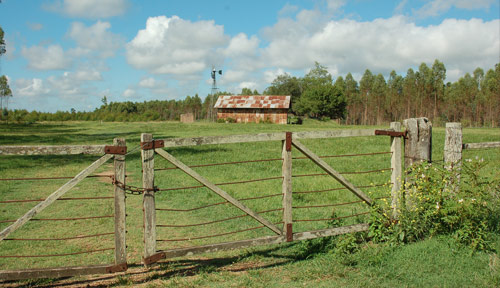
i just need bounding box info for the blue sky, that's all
[0,0,499,112]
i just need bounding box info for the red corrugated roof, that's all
[214,95,291,109]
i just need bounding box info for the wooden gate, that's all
[140,125,403,265]
[0,139,128,280]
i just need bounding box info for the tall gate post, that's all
[282,132,293,241]
[113,138,127,265]
[141,133,156,262]
[390,122,402,219]
[403,117,432,209]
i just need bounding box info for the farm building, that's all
[214,95,290,124]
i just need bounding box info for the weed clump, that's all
[369,158,500,252]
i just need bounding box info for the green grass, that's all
[0,120,498,287]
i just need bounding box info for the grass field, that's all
[0,120,498,287]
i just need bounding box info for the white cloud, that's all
[68,21,123,58]
[414,0,497,18]
[4,38,16,60]
[260,14,499,81]
[326,0,346,14]
[126,16,228,75]
[21,45,72,70]
[138,77,158,88]
[264,68,287,84]
[27,22,43,31]
[46,0,129,19]
[122,88,138,99]
[15,78,50,96]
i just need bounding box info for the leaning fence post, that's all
[390,122,402,219]
[113,138,127,265]
[403,117,432,209]
[141,133,156,262]
[282,132,293,241]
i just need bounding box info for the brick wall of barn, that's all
[217,108,288,124]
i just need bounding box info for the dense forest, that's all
[0,60,499,127]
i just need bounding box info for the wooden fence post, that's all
[113,138,127,265]
[141,133,156,262]
[403,117,432,209]
[390,122,402,219]
[282,132,293,241]
[444,122,462,168]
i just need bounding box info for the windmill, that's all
[208,66,222,121]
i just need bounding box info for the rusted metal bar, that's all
[157,222,283,242]
[0,175,113,181]
[294,212,370,222]
[293,183,387,195]
[105,263,128,273]
[286,223,293,242]
[156,193,282,212]
[156,208,282,228]
[4,232,114,241]
[0,215,114,223]
[104,145,127,155]
[292,169,391,178]
[292,151,392,160]
[0,197,114,204]
[155,158,283,171]
[375,130,407,138]
[156,176,283,192]
[285,132,292,151]
[140,139,164,150]
[0,247,114,258]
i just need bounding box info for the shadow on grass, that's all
[5,243,308,288]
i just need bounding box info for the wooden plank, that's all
[390,122,402,219]
[153,224,368,260]
[444,122,462,168]
[0,145,106,155]
[156,235,285,260]
[113,138,127,265]
[293,129,375,140]
[292,223,369,241]
[0,154,113,241]
[154,148,282,235]
[0,264,124,281]
[161,132,286,147]
[291,139,373,205]
[282,133,293,240]
[141,133,156,261]
[463,141,500,149]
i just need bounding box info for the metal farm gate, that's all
[138,125,404,265]
[0,125,406,280]
[0,139,128,280]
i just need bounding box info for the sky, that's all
[0,0,499,112]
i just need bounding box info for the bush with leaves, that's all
[369,158,500,252]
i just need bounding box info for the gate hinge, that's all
[104,145,127,155]
[143,252,166,265]
[141,140,165,150]
[374,130,407,138]
[106,263,128,273]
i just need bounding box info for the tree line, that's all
[264,60,499,127]
[0,59,498,127]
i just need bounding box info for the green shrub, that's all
[369,159,500,252]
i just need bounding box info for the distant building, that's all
[214,95,290,124]
[180,113,194,123]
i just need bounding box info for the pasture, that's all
[0,120,498,287]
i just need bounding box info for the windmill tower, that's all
[208,66,222,121]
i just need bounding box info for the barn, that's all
[214,95,290,124]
